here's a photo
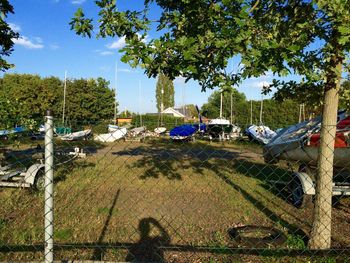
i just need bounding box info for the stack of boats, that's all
[263,110,350,168]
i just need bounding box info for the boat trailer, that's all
[0,147,86,191]
[287,164,350,208]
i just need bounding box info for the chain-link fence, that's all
[1,112,350,262]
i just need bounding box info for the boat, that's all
[154,127,166,134]
[108,124,119,133]
[94,127,127,142]
[60,129,91,141]
[206,91,238,140]
[229,124,241,139]
[170,105,206,140]
[154,82,167,135]
[207,118,234,139]
[0,126,25,137]
[130,126,146,136]
[170,123,206,140]
[245,125,277,145]
[245,97,276,144]
[263,110,350,168]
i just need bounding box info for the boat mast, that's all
[62,70,67,125]
[114,60,118,125]
[250,100,253,125]
[220,92,223,118]
[259,95,263,125]
[161,87,164,126]
[230,91,233,124]
[139,80,143,127]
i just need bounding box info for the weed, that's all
[286,234,306,250]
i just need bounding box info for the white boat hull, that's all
[279,147,350,169]
[154,127,166,134]
[94,128,127,142]
[60,129,91,141]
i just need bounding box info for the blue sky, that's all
[3,0,298,114]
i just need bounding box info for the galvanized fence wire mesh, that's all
[0,114,350,262]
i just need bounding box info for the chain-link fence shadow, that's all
[1,114,350,262]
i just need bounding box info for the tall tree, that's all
[202,88,246,120]
[155,73,174,112]
[0,0,19,71]
[71,0,350,249]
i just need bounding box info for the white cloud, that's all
[107,34,149,50]
[71,0,86,4]
[107,36,126,49]
[9,23,21,32]
[13,36,44,49]
[249,80,271,89]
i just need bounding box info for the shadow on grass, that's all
[112,142,308,241]
[92,189,121,260]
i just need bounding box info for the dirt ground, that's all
[0,138,349,262]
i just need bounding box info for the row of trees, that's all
[201,87,315,130]
[0,74,115,129]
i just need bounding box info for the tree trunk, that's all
[308,61,342,249]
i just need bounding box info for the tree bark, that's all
[308,60,342,249]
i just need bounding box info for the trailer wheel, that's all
[289,176,312,208]
[33,168,45,191]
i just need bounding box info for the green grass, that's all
[0,138,349,261]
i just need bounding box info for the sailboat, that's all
[129,81,146,137]
[207,91,234,140]
[170,105,206,140]
[154,85,167,134]
[245,97,277,144]
[94,60,128,142]
[57,71,92,140]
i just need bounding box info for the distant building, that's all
[117,117,132,125]
[161,107,186,118]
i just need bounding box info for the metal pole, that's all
[230,91,233,124]
[250,100,253,125]
[161,87,164,126]
[259,95,263,125]
[114,60,118,125]
[45,110,54,263]
[62,70,67,125]
[139,80,142,127]
[220,92,223,119]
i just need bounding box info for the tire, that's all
[33,168,45,191]
[228,225,287,248]
[289,176,312,208]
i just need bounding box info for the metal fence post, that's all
[44,110,54,263]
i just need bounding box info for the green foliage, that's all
[340,80,350,110]
[0,74,116,129]
[286,234,307,250]
[202,87,303,130]
[71,0,349,97]
[0,0,19,71]
[183,104,198,118]
[156,73,175,112]
[131,114,185,131]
